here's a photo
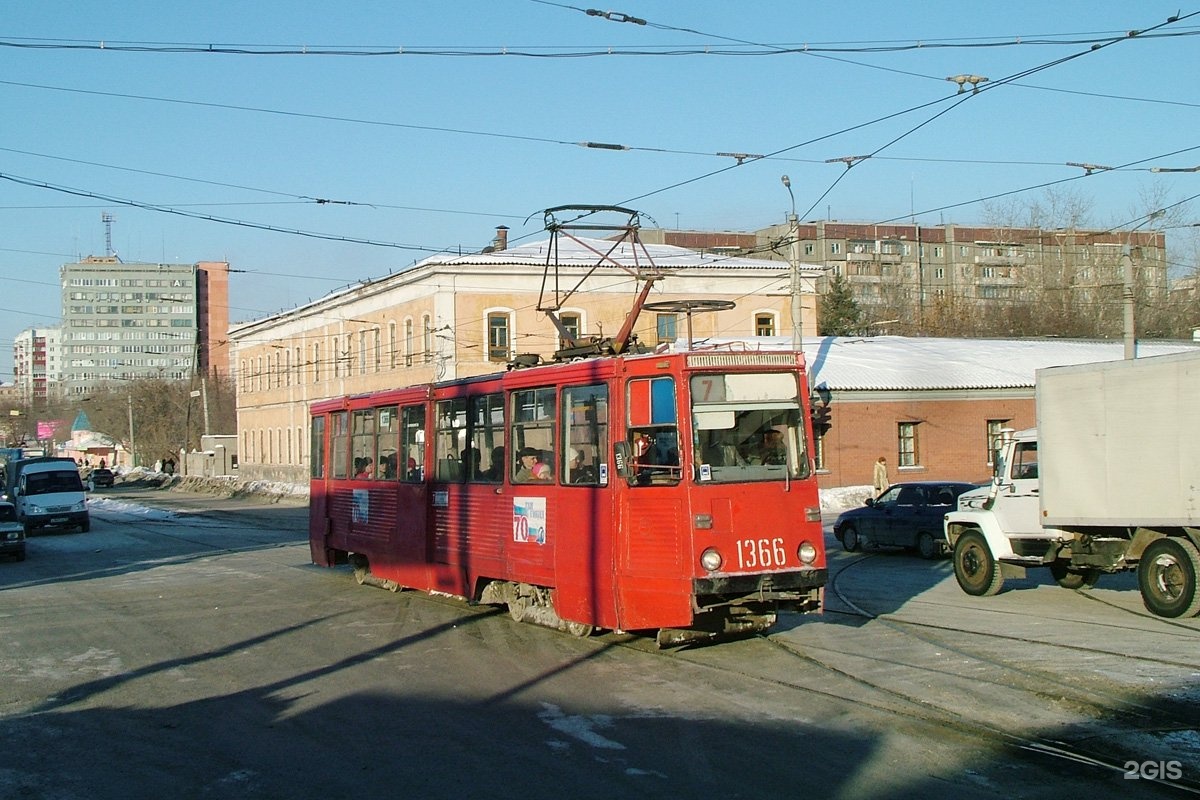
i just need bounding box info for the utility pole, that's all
[1121,251,1137,359]
[782,175,802,350]
[127,393,136,468]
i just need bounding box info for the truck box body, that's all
[1036,351,1200,527]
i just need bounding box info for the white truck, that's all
[944,350,1200,618]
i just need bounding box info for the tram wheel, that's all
[564,621,594,638]
[509,592,530,622]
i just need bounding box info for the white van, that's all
[7,458,90,534]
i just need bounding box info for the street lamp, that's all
[781,175,803,350]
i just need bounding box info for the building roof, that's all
[424,235,821,274]
[682,336,1200,391]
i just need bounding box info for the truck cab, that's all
[945,429,1078,596]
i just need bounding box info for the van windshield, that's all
[25,471,85,495]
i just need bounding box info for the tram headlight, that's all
[700,548,723,572]
[797,541,817,565]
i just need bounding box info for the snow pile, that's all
[820,485,873,513]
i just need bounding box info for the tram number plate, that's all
[736,538,786,570]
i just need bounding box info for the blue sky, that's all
[2,1,1199,381]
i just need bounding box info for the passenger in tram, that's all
[515,447,552,482]
[379,453,397,479]
[461,447,482,480]
[354,457,374,479]
[483,446,506,481]
[405,457,422,482]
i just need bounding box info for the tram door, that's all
[551,383,621,629]
[611,375,692,630]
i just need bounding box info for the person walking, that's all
[873,456,890,498]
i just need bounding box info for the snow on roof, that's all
[680,336,1200,391]
[422,235,820,273]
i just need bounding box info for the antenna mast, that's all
[101,212,116,257]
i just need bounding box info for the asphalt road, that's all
[1,486,1196,799]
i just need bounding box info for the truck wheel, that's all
[917,532,940,560]
[840,525,861,552]
[1138,537,1200,618]
[953,530,1004,596]
[1050,561,1100,590]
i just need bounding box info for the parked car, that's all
[0,500,25,561]
[834,481,978,559]
[89,468,115,488]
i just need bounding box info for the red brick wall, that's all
[815,393,1036,488]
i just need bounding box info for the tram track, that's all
[722,549,1200,793]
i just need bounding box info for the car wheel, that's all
[917,531,939,560]
[1050,561,1100,590]
[1137,537,1200,618]
[840,525,861,552]
[953,530,1004,596]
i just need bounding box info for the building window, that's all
[934,267,945,279]
[487,312,511,362]
[405,319,414,367]
[655,313,677,344]
[422,315,433,363]
[358,330,368,375]
[933,246,944,258]
[898,422,919,467]
[388,321,398,369]
[830,242,842,254]
[373,327,381,372]
[755,313,776,336]
[313,342,321,383]
[804,243,815,255]
[987,419,1009,466]
[559,312,581,349]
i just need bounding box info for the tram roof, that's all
[675,335,1200,391]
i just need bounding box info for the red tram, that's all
[309,348,826,646]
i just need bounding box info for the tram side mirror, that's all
[613,441,635,484]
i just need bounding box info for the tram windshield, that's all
[690,372,810,483]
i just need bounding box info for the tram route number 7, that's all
[736,538,787,569]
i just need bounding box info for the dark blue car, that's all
[833,481,977,559]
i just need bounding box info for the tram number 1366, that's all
[736,537,787,570]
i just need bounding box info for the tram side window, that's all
[351,409,378,479]
[469,392,505,483]
[627,377,680,485]
[511,387,556,483]
[435,398,468,481]
[562,383,607,486]
[310,415,326,479]
[330,411,350,479]
[376,405,400,479]
[400,404,426,482]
